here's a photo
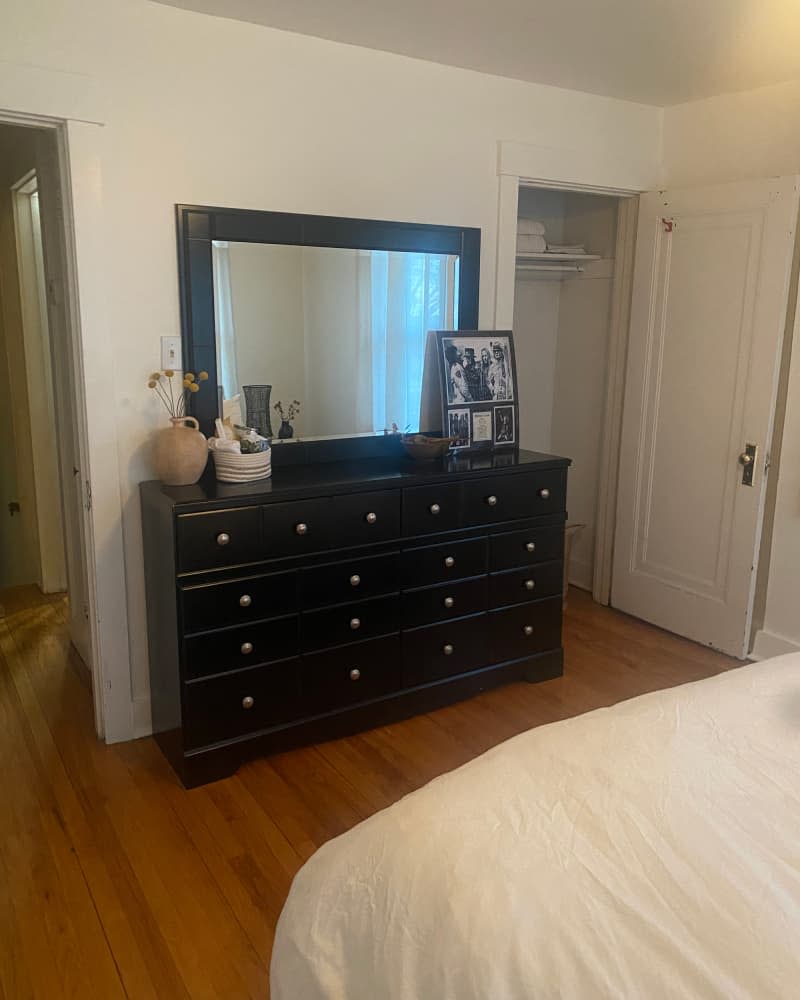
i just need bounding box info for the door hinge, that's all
[84,479,92,512]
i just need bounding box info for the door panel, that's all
[613,177,799,656]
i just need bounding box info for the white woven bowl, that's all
[213,449,271,483]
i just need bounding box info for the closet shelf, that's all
[515,252,603,279]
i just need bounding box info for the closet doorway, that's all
[512,184,635,603]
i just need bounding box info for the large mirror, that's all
[177,206,481,448]
[213,242,460,440]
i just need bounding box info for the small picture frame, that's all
[447,407,471,450]
[432,330,518,451]
[493,405,515,446]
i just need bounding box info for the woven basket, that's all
[213,449,272,483]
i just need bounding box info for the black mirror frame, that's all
[175,204,481,450]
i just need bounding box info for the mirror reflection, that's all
[212,241,460,440]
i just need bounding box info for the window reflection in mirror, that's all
[212,241,459,440]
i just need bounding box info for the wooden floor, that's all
[0,584,739,999]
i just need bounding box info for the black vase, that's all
[242,384,273,438]
[278,419,294,439]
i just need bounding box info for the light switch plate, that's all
[161,336,182,371]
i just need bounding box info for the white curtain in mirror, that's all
[212,241,239,399]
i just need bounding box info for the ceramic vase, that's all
[278,419,294,440]
[154,416,208,486]
[242,384,273,438]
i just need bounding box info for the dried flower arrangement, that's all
[147,369,208,417]
[273,399,301,422]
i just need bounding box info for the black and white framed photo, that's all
[447,407,471,450]
[432,330,518,451]
[493,405,515,446]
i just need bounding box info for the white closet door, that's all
[612,176,799,657]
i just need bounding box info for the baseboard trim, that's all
[750,628,800,661]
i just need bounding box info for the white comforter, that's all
[271,656,800,999]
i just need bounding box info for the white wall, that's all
[662,80,800,656]
[1,0,662,735]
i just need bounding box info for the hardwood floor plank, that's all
[0,585,739,998]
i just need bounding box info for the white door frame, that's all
[494,141,650,603]
[11,168,68,594]
[0,93,133,741]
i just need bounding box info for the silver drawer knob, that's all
[444,555,455,568]
[429,503,441,515]
[443,643,454,656]
[538,488,550,500]
[350,617,361,630]
[295,522,308,535]
[239,594,252,608]
[365,511,378,524]
[240,641,253,655]
[349,668,361,681]
[523,625,534,636]
[216,532,230,546]
[443,596,455,609]
[525,541,536,553]
[242,695,254,709]
[486,495,498,507]
[350,574,361,587]
[525,579,535,591]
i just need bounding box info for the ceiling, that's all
[157,0,800,106]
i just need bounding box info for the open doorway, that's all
[0,122,92,676]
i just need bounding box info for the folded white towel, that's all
[517,234,547,253]
[517,219,546,236]
[546,243,586,254]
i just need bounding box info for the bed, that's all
[271,656,800,998]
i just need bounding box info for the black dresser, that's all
[140,449,570,787]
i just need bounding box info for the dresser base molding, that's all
[159,649,564,788]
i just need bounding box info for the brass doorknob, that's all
[738,452,753,466]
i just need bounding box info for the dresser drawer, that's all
[184,615,299,680]
[303,635,402,714]
[402,483,461,536]
[301,552,400,609]
[301,594,399,652]
[402,575,488,629]
[490,525,564,571]
[181,569,297,632]
[489,561,563,609]
[489,596,562,663]
[402,613,490,685]
[462,470,566,525]
[262,498,331,557]
[177,507,261,573]
[401,536,487,588]
[330,491,401,548]
[183,659,300,749]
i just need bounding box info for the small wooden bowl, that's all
[401,434,454,461]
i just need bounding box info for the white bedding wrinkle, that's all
[271,656,800,999]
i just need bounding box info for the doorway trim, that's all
[493,140,651,604]
[0,104,133,742]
